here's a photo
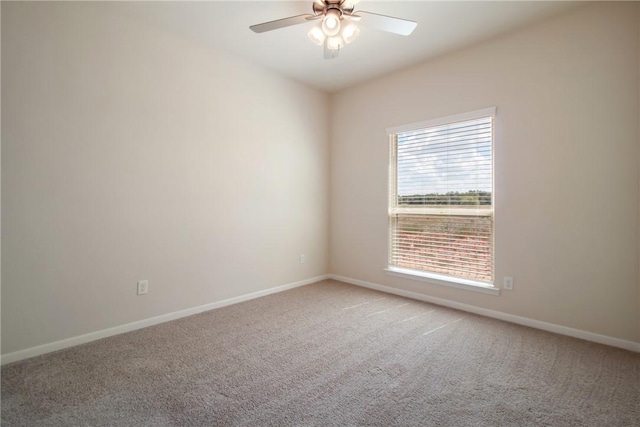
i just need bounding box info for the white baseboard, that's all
[1,275,330,365]
[4,273,637,365]
[330,274,640,353]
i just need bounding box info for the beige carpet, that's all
[2,279,639,426]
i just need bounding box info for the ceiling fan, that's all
[250,0,417,59]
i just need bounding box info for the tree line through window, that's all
[398,190,491,206]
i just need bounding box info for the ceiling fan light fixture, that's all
[250,0,418,59]
[307,25,326,46]
[327,35,345,51]
[322,9,341,36]
[341,23,360,44]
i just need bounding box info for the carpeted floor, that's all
[2,279,639,426]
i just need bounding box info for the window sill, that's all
[384,267,500,296]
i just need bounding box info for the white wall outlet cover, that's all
[503,277,513,290]
[137,280,149,295]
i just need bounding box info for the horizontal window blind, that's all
[396,117,492,207]
[389,111,494,284]
[390,214,493,282]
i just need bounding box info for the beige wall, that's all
[331,3,640,343]
[1,2,330,354]
[2,1,639,357]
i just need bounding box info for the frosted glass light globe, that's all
[322,9,341,37]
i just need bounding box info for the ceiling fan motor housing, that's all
[313,0,355,16]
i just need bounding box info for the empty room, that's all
[2,1,639,425]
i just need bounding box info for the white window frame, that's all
[384,107,499,295]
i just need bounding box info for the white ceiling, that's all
[117,1,584,93]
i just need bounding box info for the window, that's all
[386,108,496,293]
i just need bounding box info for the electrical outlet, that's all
[299,254,306,264]
[503,277,513,291]
[137,280,148,295]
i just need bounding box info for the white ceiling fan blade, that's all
[357,11,417,36]
[250,14,315,33]
[342,0,362,8]
[343,13,362,23]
